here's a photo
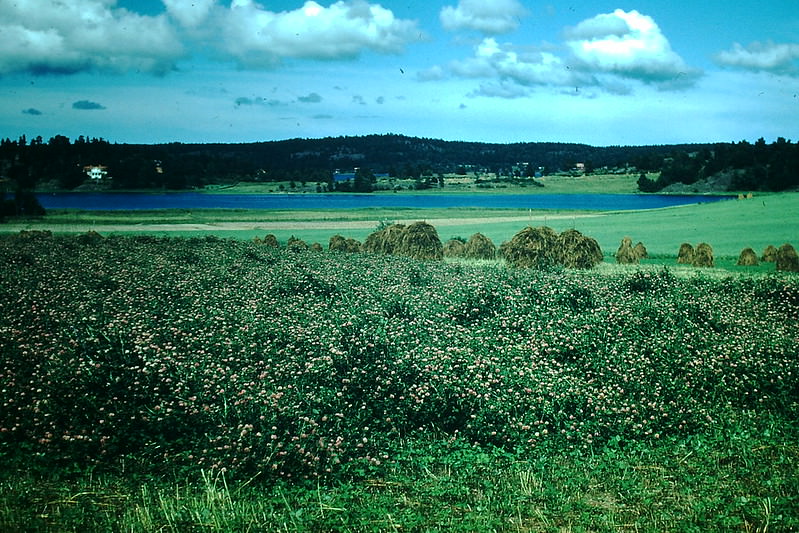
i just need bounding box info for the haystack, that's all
[762,245,778,263]
[395,221,443,260]
[503,226,559,268]
[677,243,695,264]
[463,233,497,260]
[556,229,603,269]
[736,247,759,266]
[616,236,638,264]
[286,236,309,252]
[443,238,466,258]
[261,234,279,248]
[692,242,714,267]
[363,224,407,255]
[776,243,799,272]
[345,238,362,253]
[329,234,348,252]
[634,242,648,259]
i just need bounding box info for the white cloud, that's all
[221,0,421,67]
[163,0,216,28]
[448,38,584,91]
[715,41,799,75]
[565,9,698,86]
[0,0,183,75]
[440,0,527,35]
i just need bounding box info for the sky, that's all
[1,0,798,146]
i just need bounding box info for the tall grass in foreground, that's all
[2,420,796,531]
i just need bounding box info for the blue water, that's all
[36,192,732,211]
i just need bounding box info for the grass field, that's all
[4,191,797,262]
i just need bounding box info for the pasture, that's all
[1,232,797,531]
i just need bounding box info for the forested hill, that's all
[1,133,797,193]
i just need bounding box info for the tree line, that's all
[1,134,797,208]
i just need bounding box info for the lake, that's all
[36,192,732,211]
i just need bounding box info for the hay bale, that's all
[77,230,104,245]
[344,238,362,253]
[762,245,778,262]
[692,242,714,267]
[503,226,559,268]
[329,234,347,252]
[677,243,694,264]
[261,234,279,248]
[634,242,648,259]
[463,233,496,260]
[556,229,603,269]
[286,236,309,252]
[776,243,799,272]
[363,224,407,255]
[616,236,638,264]
[443,238,466,258]
[736,247,759,266]
[395,221,443,260]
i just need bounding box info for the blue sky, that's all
[1,0,797,146]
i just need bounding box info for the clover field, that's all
[1,233,797,531]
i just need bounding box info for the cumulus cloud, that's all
[715,41,799,75]
[163,0,216,28]
[564,9,699,86]
[22,108,43,115]
[221,0,421,67]
[72,100,106,110]
[449,38,584,90]
[0,0,183,75]
[440,0,527,35]
[297,92,323,103]
[430,9,700,99]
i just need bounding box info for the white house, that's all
[84,165,108,181]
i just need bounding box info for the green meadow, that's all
[4,191,798,264]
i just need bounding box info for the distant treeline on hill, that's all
[1,133,797,194]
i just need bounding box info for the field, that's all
[1,232,798,531]
[4,192,799,261]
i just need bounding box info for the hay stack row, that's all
[676,242,715,267]
[363,222,444,260]
[615,237,648,264]
[443,233,497,260]
[500,226,603,269]
[735,244,798,271]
